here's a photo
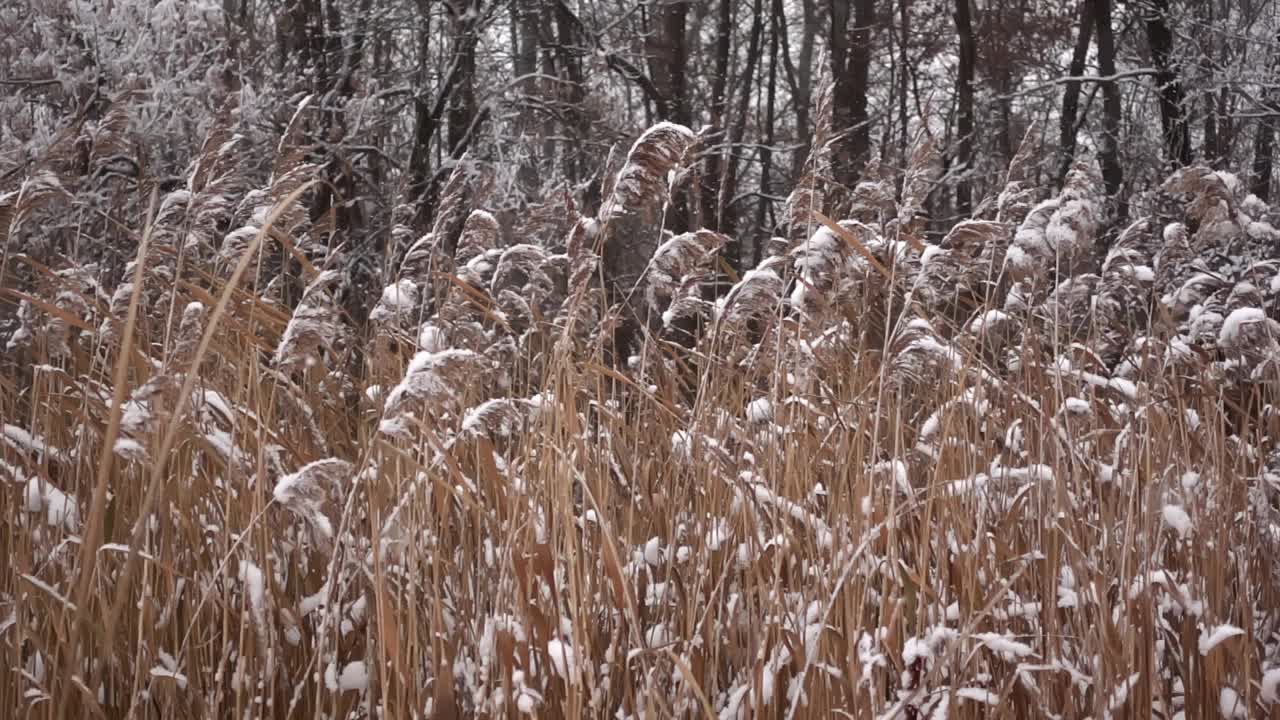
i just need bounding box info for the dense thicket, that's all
[2,2,1280,719]
[4,0,1280,270]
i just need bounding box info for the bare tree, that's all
[1142,0,1191,169]
[1091,0,1126,223]
[1057,0,1093,187]
[829,0,876,188]
[702,0,734,231]
[717,0,765,271]
[645,0,691,125]
[953,0,975,215]
[1252,31,1280,201]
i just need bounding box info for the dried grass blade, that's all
[811,210,893,279]
[2,289,96,331]
[66,187,158,711]
[582,361,682,421]
[103,180,321,641]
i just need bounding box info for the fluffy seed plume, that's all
[274,458,353,545]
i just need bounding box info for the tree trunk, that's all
[642,0,692,233]
[953,0,975,216]
[753,0,782,267]
[446,3,478,157]
[1091,0,1126,222]
[1143,0,1191,169]
[1057,0,1093,187]
[512,0,540,194]
[1251,32,1280,201]
[1197,0,1221,166]
[897,0,910,176]
[789,0,816,177]
[1254,118,1277,203]
[719,0,765,269]
[408,2,482,226]
[550,3,589,184]
[702,0,734,231]
[829,0,876,188]
[645,0,690,125]
[406,8,434,216]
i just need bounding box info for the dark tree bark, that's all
[702,0,734,231]
[1255,118,1277,203]
[291,0,370,241]
[548,0,678,200]
[446,2,478,157]
[1251,32,1280,202]
[512,0,540,193]
[828,0,876,188]
[408,10,471,225]
[645,1,692,233]
[550,2,589,184]
[1057,0,1093,187]
[1197,0,1221,166]
[512,1,538,80]
[645,0,691,125]
[281,0,322,80]
[405,1,489,230]
[896,0,910,174]
[1090,0,1126,222]
[953,0,975,216]
[753,0,782,267]
[788,0,817,177]
[1143,0,1191,169]
[718,0,765,269]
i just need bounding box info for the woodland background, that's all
[4,0,1280,281]
[4,1,1280,719]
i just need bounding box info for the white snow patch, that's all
[643,537,663,567]
[956,687,999,705]
[300,581,330,616]
[973,633,1035,660]
[1218,307,1266,346]
[24,477,79,531]
[24,478,43,513]
[323,661,369,692]
[1062,397,1091,416]
[1262,668,1280,704]
[704,518,732,551]
[3,424,60,460]
[746,397,773,423]
[671,430,691,462]
[337,661,368,692]
[1104,672,1141,720]
[238,560,267,636]
[149,664,188,690]
[968,309,1010,334]
[370,279,419,323]
[645,623,671,648]
[990,461,1054,485]
[903,626,957,669]
[1162,505,1192,539]
[546,639,578,681]
[113,437,146,460]
[1198,625,1244,656]
[418,324,447,352]
[1219,686,1247,718]
[516,688,540,714]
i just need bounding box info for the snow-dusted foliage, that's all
[3,93,1280,720]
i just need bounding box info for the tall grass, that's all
[2,96,1279,719]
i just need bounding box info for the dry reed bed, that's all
[2,94,1280,719]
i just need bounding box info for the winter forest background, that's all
[3,0,1280,718]
[6,0,1280,263]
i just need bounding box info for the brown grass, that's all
[2,108,1279,720]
